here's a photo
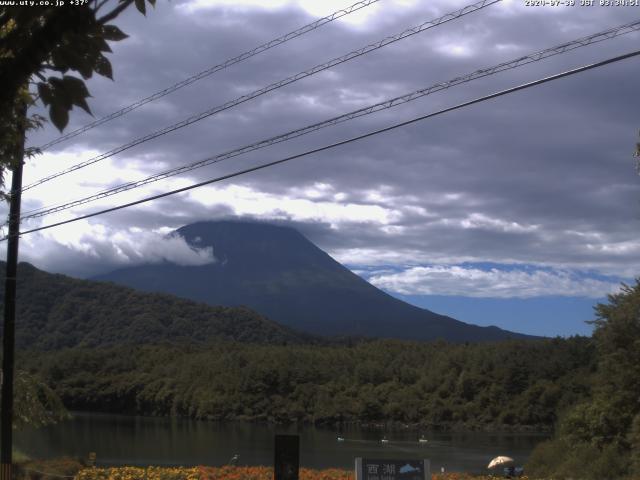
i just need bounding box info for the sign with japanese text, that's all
[355,458,430,480]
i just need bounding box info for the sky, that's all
[3,0,640,337]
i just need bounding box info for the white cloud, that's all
[177,0,382,26]
[1,222,215,277]
[434,41,474,58]
[367,265,622,299]
[131,232,216,266]
[438,213,539,233]
[333,248,479,266]
[177,0,289,15]
[187,184,403,225]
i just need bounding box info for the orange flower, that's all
[76,465,522,480]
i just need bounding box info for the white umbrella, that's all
[488,456,515,469]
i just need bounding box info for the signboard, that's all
[355,458,430,480]
[274,434,299,480]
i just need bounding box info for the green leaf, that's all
[48,77,72,110]
[50,47,75,73]
[102,25,128,41]
[75,97,92,115]
[74,55,94,79]
[37,83,53,106]
[46,76,93,121]
[50,103,69,132]
[94,55,113,80]
[62,75,89,94]
[134,0,146,15]
[62,76,92,115]
[96,37,112,53]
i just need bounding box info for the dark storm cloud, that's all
[15,0,640,283]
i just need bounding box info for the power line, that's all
[20,18,640,221]
[22,0,500,192]
[35,0,382,152]
[9,48,640,241]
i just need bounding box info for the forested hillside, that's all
[0,262,312,348]
[527,281,640,479]
[20,337,594,429]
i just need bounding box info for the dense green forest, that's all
[20,337,594,430]
[0,262,313,348]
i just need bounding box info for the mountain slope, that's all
[0,262,310,349]
[94,220,532,342]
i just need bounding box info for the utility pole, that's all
[1,101,26,480]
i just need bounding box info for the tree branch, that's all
[94,0,111,12]
[97,0,134,24]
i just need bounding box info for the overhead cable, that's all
[20,18,640,221]
[35,0,383,151]
[9,48,640,240]
[22,0,501,192]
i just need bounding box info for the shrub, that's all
[17,457,84,480]
[526,438,629,480]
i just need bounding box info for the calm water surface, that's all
[16,412,549,474]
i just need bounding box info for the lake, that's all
[15,412,549,474]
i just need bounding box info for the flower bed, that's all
[76,466,350,480]
[74,466,526,480]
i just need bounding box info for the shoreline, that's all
[66,410,553,434]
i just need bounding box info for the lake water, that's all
[15,412,549,474]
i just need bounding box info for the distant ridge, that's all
[0,261,311,349]
[94,220,534,342]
